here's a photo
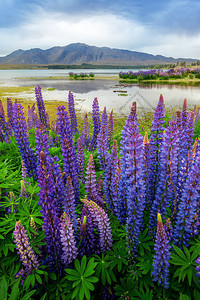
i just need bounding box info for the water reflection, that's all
[1,75,200,116]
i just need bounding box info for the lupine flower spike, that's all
[13,221,39,282]
[35,85,48,128]
[68,91,79,135]
[152,213,170,289]
[60,212,78,265]
[12,102,37,178]
[81,199,113,252]
[89,97,101,151]
[85,154,103,207]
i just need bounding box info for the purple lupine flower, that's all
[21,160,28,184]
[20,180,27,198]
[85,154,104,207]
[12,102,37,178]
[77,137,85,181]
[0,99,5,118]
[177,105,195,204]
[62,137,80,203]
[97,125,110,170]
[195,255,200,284]
[104,140,118,210]
[80,113,90,148]
[68,91,79,135]
[89,97,101,151]
[143,132,150,176]
[7,97,13,134]
[38,151,63,272]
[97,174,104,199]
[27,103,39,130]
[0,111,10,142]
[81,199,112,252]
[79,207,99,257]
[120,104,146,255]
[35,124,65,211]
[111,167,121,219]
[35,85,48,128]
[35,124,50,164]
[164,218,173,242]
[118,102,137,224]
[63,176,78,232]
[56,105,79,201]
[60,212,78,265]
[194,106,199,129]
[147,95,165,207]
[30,217,38,238]
[143,132,150,206]
[152,213,170,289]
[149,117,179,228]
[173,140,200,247]
[101,107,108,133]
[13,221,39,281]
[108,110,113,144]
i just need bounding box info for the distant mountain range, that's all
[0,43,196,66]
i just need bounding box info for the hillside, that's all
[0,43,196,66]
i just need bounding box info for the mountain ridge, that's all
[0,43,196,66]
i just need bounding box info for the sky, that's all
[0,0,200,59]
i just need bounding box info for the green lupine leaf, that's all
[72,280,81,288]
[86,276,98,283]
[74,259,81,274]
[71,285,80,299]
[172,245,188,262]
[0,276,7,300]
[80,255,87,273]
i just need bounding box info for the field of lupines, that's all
[119,67,200,80]
[1,85,200,299]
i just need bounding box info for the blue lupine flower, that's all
[147,95,165,208]
[35,85,48,128]
[38,151,63,272]
[149,117,179,228]
[85,154,103,207]
[104,140,118,210]
[80,113,90,148]
[14,221,39,282]
[68,91,79,135]
[97,125,110,171]
[60,212,78,265]
[152,213,170,289]
[12,102,37,178]
[81,199,112,252]
[63,176,78,232]
[89,97,101,151]
[77,137,85,181]
[174,140,200,247]
[108,110,113,145]
[79,207,99,257]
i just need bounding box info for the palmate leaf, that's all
[65,256,98,300]
[170,244,198,286]
[93,253,116,286]
[106,242,128,272]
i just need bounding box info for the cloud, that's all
[0,0,200,58]
[0,11,146,53]
[1,0,200,35]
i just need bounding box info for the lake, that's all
[0,69,200,116]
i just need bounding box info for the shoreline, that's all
[13,74,200,85]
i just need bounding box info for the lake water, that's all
[0,69,200,116]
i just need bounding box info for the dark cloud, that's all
[1,0,200,34]
[31,0,200,34]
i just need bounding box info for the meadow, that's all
[119,67,200,86]
[0,85,200,299]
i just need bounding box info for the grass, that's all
[119,76,200,86]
